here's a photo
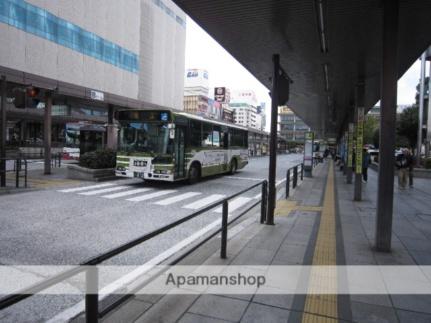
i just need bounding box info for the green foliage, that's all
[396,105,418,148]
[79,149,116,169]
[363,116,378,145]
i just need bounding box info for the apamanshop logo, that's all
[165,272,266,288]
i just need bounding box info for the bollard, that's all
[220,200,228,259]
[260,181,267,224]
[24,160,27,188]
[15,158,20,188]
[293,166,298,188]
[86,266,99,323]
[300,164,304,180]
[285,169,290,198]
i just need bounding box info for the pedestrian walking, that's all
[395,149,410,189]
[362,148,371,182]
[405,149,414,188]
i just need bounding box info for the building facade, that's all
[230,90,264,130]
[278,106,310,142]
[0,0,186,148]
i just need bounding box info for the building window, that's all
[0,0,139,73]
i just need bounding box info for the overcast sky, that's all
[185,17,422,130]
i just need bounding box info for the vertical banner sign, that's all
[355,107,364,174]
[303,132,314,168]
[347,123,354,168]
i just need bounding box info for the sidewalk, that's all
[73,160,431,323]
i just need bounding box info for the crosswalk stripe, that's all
[154,192,201,206]
[58,183,115,193]
[79,186,129,196]
[253,193,261,199]
[214,197,252,213]
[182,194,225,210]
[126,190,177,202]
[102,188,152,199]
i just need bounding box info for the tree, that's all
[396,105,418,148]
[363,116,379,146]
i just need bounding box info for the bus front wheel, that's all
[188,163,201,184]
[229,159,237,174]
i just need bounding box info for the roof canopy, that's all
[173,0,431,137]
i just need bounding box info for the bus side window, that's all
[222,132,229,148]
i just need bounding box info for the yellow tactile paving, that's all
[302,161,338,323]
[275,200,322,217]
[5,174,78,188]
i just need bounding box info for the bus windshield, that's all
[118,122,173,155]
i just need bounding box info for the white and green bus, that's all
[115,109,249,183]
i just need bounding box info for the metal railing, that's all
[0,157,27,188]
[0,180,268,322]
[285,163,304,198]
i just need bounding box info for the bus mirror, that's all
[169,129,175,139]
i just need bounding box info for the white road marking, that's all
[127,190,177,202]
[214,196,252,213]
[276,178,287,187]
[225,176,265,181]
[154,192,201,206]
[58,183,115,193]
[253,193,261,199]
[182,194,226,210]
[102,188,152,199]
[79,186,129,196]
[47,209,254,323]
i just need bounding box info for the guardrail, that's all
[285,163,304,198]
[0,180,268,322]
[0,157,27,188]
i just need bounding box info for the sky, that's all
[185,17,422,130]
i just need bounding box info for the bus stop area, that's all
[86,159,431,323]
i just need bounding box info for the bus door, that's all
[175,126,186,178]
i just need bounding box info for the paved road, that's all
[0,154,302,322]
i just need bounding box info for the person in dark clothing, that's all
[362,148,371,182]
[405,149,414,187]
[395,149,411,189]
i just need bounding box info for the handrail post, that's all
[85,266,99,323]
[24,159,27,188]
[301,163,304,180]
[293,166,298,188]
[220,200,229,259]
[286,169,290,198]
[260,181,267,224]
[15,158,20,188]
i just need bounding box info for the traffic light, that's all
[26,86,40,98]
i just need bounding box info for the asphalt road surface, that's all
[0,154,302,322]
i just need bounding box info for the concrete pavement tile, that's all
[102,298,151,323]
[188,295,248,322]
[350,295,393,307]
[230,247,277,266]
[240,302,290,323]
[253,293,295,310]
[397,309,431,323]
[351,301,398,323]
[409,250,431,265]
[134,294,199,323]
[399,237,431,252]
[391,295,431,314]
[178,313,230,323]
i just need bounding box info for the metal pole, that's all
[85,266,99,323]
[417,52,426,165]
[375,0,398,252]
[346,123,354,183]
[15,158,19,188]
[267,54,280,225]
[285,169,290,198]
[220,200,228,259]
[44,91,52,175]
[354,85,365,201]
[293,165,298,188]
[426,57,431,158]
[1,76,6,187]
[260,181,267,224]
[300,163,304,180]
